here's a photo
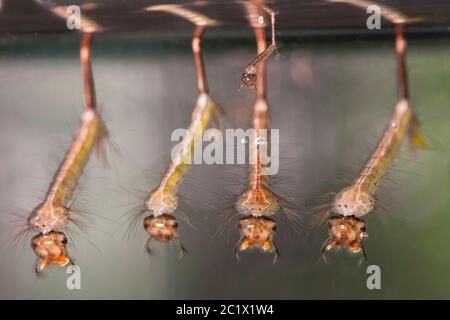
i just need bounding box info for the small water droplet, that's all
[255,137,267,146]
[257,15,265,25]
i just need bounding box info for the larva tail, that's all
[206,95,225,130]
[34,256,72,274]
[235,238,279,263]
[94,112,122,170]
[94,114,109,169]
[409,114,428,154]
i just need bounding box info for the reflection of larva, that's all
[146,4,220,27]
[24,33,108,273]
[241,1,277,87]
[316,25,427,260]
[128,8,222,255]
[326,0,423,24]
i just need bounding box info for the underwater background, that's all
[1,0,450,299]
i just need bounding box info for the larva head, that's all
[28,202,69,234]
[143,214,178,243]
[241,64,257,87]
[323,215,368,256]
[235,187,280,217]
[241,73,257,87]
[236,216,277,255]
[145,190,178,215]
[31,231,71,273]
[332,186,375,217]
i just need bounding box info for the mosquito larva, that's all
[321,24,426,259]
[136,9,222,254]
[27,32,107,272]
[235,27,288,261]
[241,1,277,87]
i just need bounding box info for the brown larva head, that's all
[332,186,375,218]
[236,216,278,259]
[241,72,257,87]
[31,231,71,273]
[143,214,179,243]
[323,215,368,257]
[28,202,69,235]
[241,64,257,87]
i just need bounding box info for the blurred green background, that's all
[0,31,450,299]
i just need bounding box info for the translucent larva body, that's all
[332,99,411,219]
[148,94,220,211]
[236,187,280,217]
[28,109,105,235]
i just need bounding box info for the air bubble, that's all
[257,15,265,25]
[255,136,267,146]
